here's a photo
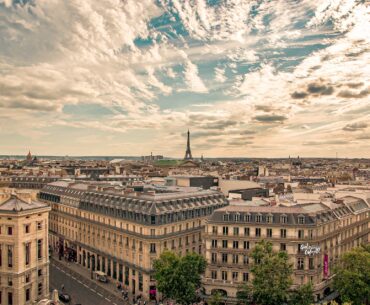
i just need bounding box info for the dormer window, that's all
[298,216,305,224]
[245,214,251,222]
[256,215,261,223]
[281,215,288,224]
[266,215,273,223]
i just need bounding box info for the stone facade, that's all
[39,181,228,301]
[0,189,51,305]
[203,198,369,303]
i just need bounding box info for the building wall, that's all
[203,210,369,302]
[47,201,206,300]
[0,208,50,305]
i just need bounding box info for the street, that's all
[50,262,124,305]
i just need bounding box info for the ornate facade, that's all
[203,198,369,302]
[39,181,228,300]
[0,189,51,305]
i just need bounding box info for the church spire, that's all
[184,130,193,160]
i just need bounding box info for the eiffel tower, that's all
[184,130,193,160]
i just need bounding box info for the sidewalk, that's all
[50,254,130,304]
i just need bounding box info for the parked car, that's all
[59,293,71,303]
[93,271,108,283]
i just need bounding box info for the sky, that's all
[0,0,369,158]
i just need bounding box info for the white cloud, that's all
[181,60,208,93]
[214,67,226,83]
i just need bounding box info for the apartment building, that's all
[0,189,51,305]
[203,197,369,303]
[38,181,228,300]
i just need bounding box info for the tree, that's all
[333,245,370,305]
[288,283,314,305]
[209,291,223,305]
[153,251,207,305]
[237,241,314,305]
[250,240,293,305]
[236,283,252,305]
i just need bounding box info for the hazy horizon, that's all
[0,1,369,158]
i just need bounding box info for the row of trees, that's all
[153,241,370,305]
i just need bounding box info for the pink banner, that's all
[323,254,329,278]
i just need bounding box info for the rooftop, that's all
[0,193,48,212]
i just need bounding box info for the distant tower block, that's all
[184,130,193,160]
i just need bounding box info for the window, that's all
[37,222,42,230]
[256,215,261,223]
[211,240,218,248]
[38,283,43,296]
[309,257,314,270]
[266,215,273,223]
[211,253,217,263]
[232,254,238,264]
[243,241,250,250]
[7,227,12,235]
[233,241,239,249]
[25,243,31,265]
[280,229,287,238]
[0,245,2,267]
[243,272,249,282]
[211,270,217,279]
[222,253,228,263]
[223,214,228,221]
[37,239,42,259]
[150,243,156,253]
[221,271,227,281]
[281,215,287,224]
[232,272,238,281]
[298,230,304,239]
[212,226,218,234]
[25,225,30,234]
[243,255,249,265]
[298,216,305,224]
[150,229,155,236]
[233,227,239,236]
[222,226,229,235]
[297,244,302,253]
[244,227,250,236]
[8,246,13,268]
[8,278,12,286]
[222,240,228,248]
[255,228,261,237]
[297,258,304,270]
[245,214,250,222]
[25,274,30,283]
[267,228,272,237]
[26,288,30,302]
[8,292,13,305]
[280,243,286,251]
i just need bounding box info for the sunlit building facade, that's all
[0,190,51,305]
[203,198,369,303]
[39,181,228,300]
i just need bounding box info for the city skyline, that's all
[0,0,369,158]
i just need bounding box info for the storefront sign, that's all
[300,243,321,255]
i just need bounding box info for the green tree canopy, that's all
[333,245,370,305]
[237,240,313,305]
[153,251,207,305]
[289,283,314,305]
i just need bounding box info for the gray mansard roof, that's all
[40,182,228,225]
[208,200,369,226]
